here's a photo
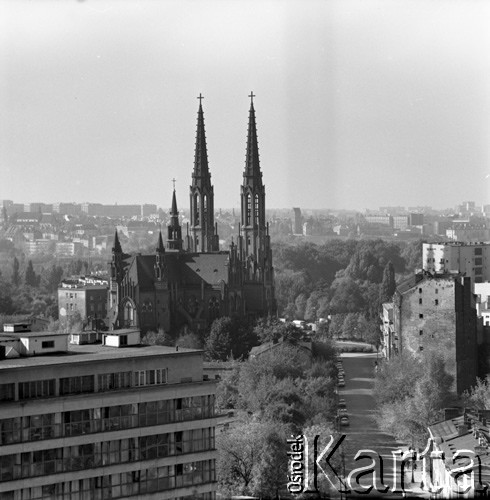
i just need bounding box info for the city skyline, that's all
[1,0,490,210]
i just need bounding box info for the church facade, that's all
[107,95,276,334]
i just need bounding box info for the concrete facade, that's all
[0,337,217,500]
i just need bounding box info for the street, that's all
[338,352,427,498]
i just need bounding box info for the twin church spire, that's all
[164,93,266,257]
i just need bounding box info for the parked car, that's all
[338,408,348,415]
[340,416,350,426]
[338,380,345,387]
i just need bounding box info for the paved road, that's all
[338,353,427,498]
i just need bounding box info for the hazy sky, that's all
[1,0,490,210]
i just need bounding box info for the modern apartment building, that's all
[0,329,217,500]
[422,242,490,285]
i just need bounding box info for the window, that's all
[435,299,439,306]
[120,335,128,346]
[475,248,483,255]
[134,369,167,387]
[0,384,15,402]
[194,193,200,225]
[419,298,422,305]
[475,257,483,266]
[60,376,94,396]
[419,330,423,335]
[419,288,422,294]
[475,267,483,275]
[98,372,132,392]
[246,194,251,225]
[42,340,55,349]
[19,380,55,399]
[254,193,259,225]
[419,313,424,319]
[419,346,424,351]
[435,288,438,294]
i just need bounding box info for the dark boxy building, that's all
[107,95,276,334]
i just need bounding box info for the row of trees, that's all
[215,320,339,498]
[274,239,422,320]
[374,352,455,446]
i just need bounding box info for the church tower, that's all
[167,187,183,251]
[240,92,267,269]
[189,94,219,253]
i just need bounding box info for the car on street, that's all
[340,416,350,426]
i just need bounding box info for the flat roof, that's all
[0,343,202,370]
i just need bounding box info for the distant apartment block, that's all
[0,327,217,500]
[364,214,393,226]
[423,242,490,284]
[52,203,82,216]
[390,272,477,394]
[55,242,82,257]
[292,207,303,234]
[24,203,53,214]
[25,239,53,255]
[408,213,424,226]
[142,204,158,217]
[392,215,409,230]
[81,204,142,218]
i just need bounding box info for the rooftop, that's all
[0,343,202,370]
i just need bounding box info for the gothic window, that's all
[141,300,153,313]
[246,193,251,225]
[194,193,200,225]
[123,301,136,327]
[203,195,208,221]
[254,194,259,226]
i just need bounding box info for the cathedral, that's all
[107,94,276,334]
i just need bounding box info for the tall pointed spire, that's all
[171,188,178,216]
[113,230,122,253]
[244,91,262,184]
[192,93,210,183]
[168,185,183,251]
[156,231,165,254]
[189,94,219,252]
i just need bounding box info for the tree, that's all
[379,261,396,304]
[375,353,454,447]
[342,312,360,340]
[329,277,365,314]
[205,317,233,361]
[464,375,490,410]
[12,257,20,286]
[25,260,39,287]
[44,264,64,293]
[174,332,202,349]
[142,329,173,346]
[253,318,303,344]
[217,420,288,498]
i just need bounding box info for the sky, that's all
[1,0,490,211]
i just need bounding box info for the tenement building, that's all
[0,329,217,500]
[388,271,477,394]
[107,94,276,334]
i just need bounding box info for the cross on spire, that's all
[197,93,204,105]
[172,178,176,190]
[249,91,255,104]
